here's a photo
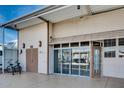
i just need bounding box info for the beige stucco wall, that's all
[18,8,124,78]
[53,8,124,38]
[52,8,124,78]
[19,22,48,74]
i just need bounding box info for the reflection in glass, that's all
[54,47,90,77]
[71,49,80,75]
[94,48,101,76]
[4,28,18,69]
[80,51,90,76]
[62,49,71,74]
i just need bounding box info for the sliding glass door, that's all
[62,49,71,74]
[54,48,90,77]
[80,51,90,76]
[54,49,72,74]
[54,50,61,73]
[71,49,80,75]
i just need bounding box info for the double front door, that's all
[54,49,90,76]
[26,48,38,73]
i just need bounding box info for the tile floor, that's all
[0,72,124,88]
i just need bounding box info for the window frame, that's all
[104,51,116,58]
[118,38,124,46]
[104,39,116,47]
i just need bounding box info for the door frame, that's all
[62,49,72,75]
[90,41,102,78]
[53,47,90,77]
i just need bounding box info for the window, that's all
[54,44,60,48]
[93,42,100,46]
[104,51,116,58]
[62,43,69,48]
[104,39,116,47]
[80,41,89,46]
[0,51,2,56]
[119,38,124,46]
[70,42,79,47]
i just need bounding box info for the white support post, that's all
[2,27,4,74]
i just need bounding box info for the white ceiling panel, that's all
[9,5,124,29]
[41,5,88,23]
[90,5,124,13]
[16,18,43,29]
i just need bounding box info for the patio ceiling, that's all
[2,5,124,30]
[16,18,44,29]
[40,5,124,23]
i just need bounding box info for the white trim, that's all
[13,6,71,25]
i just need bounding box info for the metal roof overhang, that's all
[1,5,124,30]
[1,5,65,30]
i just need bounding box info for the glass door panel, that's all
[54,50,61,73]
[62,49,71,74]
[94,48,101,77]
[80,51,90,76]
[54,47,91,77]
[4,28,18,70]
[71,49,80,75]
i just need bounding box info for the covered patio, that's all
[0,5,124,88]
[0,5,124,78]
